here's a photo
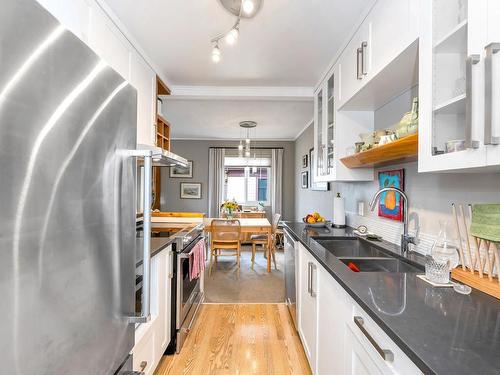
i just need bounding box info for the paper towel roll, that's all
[333,193,346,228]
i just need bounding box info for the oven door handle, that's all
[179,237,205,258]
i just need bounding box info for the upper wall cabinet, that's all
[36,0,159,148]
[130,53,156,147]
[338,0,418,109]
[88,3,131,80]
[419,0,500,172]
[314,65,373,182]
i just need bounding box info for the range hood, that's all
[136,144,189,168]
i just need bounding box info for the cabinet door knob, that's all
[139,360,147,371]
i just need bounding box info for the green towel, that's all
[470,204,500,242]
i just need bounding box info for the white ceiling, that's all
[103,0,375,86]
[163,98,313,140]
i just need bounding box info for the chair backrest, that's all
[211,219,241,242]
[272,213,281,232]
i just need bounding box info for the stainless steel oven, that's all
[164,224,205,354]
[176,237,204,351]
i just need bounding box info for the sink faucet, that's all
[369,187,416,255]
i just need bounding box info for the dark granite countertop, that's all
[135,236,176,266]
[283,222,500,375]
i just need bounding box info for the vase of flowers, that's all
[221,199,239,219]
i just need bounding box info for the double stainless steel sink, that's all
[312,237,422,273]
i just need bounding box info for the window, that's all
[224,156,270,205]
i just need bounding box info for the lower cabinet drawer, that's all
[347,304,422,375]
[133,328,156,375]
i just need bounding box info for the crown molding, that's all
[166,85,314,101]
[294,118,314,141]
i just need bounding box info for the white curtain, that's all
[208,148,225,217]
[270,148,283,218]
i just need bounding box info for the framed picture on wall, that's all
[180,182,202,199]
[301,171,309,189]
[378,169,404,221]
[302,154,308,168]
[309,148,329,191]
[170,161,193,178]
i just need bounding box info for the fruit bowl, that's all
[302,212,330,227]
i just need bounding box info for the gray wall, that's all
[294,87,500,250]
[160,140,295,220]
[294,124,336,220]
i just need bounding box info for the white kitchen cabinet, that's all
[130,52,156,146]
[345,326,385,375]
[419,0,500,172]
[368,0,414,75]
[296,242,422,374]
[298,243,318,373]
[133,247,173,374]
[316,265,350,375]
[345,302,422,375]
[88,3,131,80]
[338,21,371,108]
[134,253,161,374]
[313,65,374,182]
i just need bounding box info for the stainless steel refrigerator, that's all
[0,0,138,373]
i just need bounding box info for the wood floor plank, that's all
[154,304,311,375]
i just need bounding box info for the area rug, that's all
[203,246,285,303]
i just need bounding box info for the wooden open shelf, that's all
[155,77,171,152]
[340,133,418,169]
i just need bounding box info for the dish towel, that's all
[470,204,500,242]
[189,239,206,281]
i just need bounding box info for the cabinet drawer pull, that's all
[356,47,363,80]
[353,316,394,362]
[465,54,480,149]
[310,263,317,297]
[307,262,312,294]
[485,43,500,145]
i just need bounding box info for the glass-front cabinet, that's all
[419,0,500,172]
[313,65,373,182]
[326,74,335,175]
[314,87,325,179]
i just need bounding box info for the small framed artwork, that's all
[378,169,404,221]
[309,148,329,191]
[170,161,193,178]
[180,182,202,199]
[301,171,309,189]
[302,154,308,168]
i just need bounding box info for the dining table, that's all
[203,217,273,272]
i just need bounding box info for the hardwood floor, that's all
[154,304,312,375]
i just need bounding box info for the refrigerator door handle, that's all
[129,154,152,324]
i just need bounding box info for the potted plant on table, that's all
[221,199,239,219]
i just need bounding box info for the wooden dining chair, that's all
[250,213,281,270]
[209,219,241,276]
